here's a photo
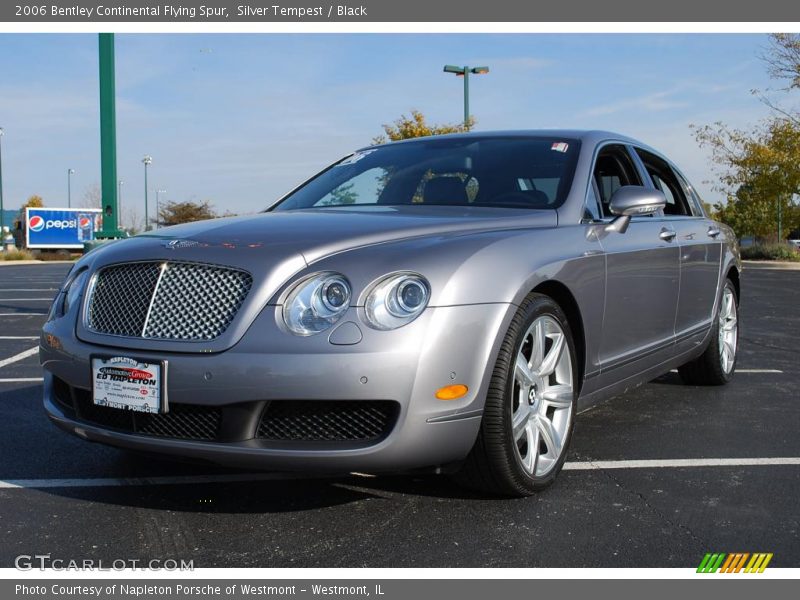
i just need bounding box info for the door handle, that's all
[707,226,721,238]
[659,228,677,242]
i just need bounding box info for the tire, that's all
[454,293,578,497]
[678,278,739,386]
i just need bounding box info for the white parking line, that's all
[669,368,783,374]
[0,377,43,383]
[0,336,38,340]
[0,312,47,316]
[0,347,39,369]
[0,458,798,489]
[563,457,800,470]
[0,298,54,301]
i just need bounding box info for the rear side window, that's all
[675,171,706,216]
[591,144,643,217]
[634,149,692,216]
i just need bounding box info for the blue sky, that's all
[0,33,775,222]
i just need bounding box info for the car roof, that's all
[361,129,646,151]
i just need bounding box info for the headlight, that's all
[282,272,352,336]
[62,269,89,315]
[364,273,430,330]
[48,268,89,321]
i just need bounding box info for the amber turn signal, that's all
[435,384,468,400]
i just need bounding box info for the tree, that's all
[373,109,474,145]
[157,200,217,227]
[80,184,101,209]
[762,33,800,93]
[694,118,800,239]
[692,33,800,241]
[22,195,44,209]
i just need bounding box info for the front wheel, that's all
[678,278,739,385]
[454,293,578,496]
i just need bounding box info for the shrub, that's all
[0,249,35,261]
[740,243,800,261]
[37,250,79,262]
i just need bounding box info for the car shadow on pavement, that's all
[29,447,504,512]
[649,371,685,386]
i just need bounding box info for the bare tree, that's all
[761,33,800,91]
[121,204,145,235]
[80,184,102,209]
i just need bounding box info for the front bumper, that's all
[41,303,514,472]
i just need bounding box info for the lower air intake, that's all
[257,400,398,442]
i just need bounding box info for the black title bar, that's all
[4,0,800,22]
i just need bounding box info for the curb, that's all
[0,260,75,266]
[742,260,800,270]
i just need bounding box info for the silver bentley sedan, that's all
[40,131,741,496]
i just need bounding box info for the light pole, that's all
[67,168,75,207]
[0,127,5,242]
[443,65,489,128]
[155,189,166,229]
[142,155,152,230]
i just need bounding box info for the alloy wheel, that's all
[511,315,574,477]
[718,286,738,374]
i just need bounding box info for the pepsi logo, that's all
[28,216,45,232]
[79,217,91,228]
[27,217,77,232]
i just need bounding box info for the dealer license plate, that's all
[91,356,165,413]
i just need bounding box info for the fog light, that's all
[435,384,468,400]
[45,333,62,350]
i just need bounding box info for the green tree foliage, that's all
[157,200,217,227]
[694,119,800,238]
[692,33,800,240]
[373,109,474,145]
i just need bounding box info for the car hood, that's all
[76,206,556,353]
[96,205,556,267]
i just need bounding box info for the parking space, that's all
[0,263,797,568]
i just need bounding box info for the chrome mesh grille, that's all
[87,262,161,337]
[87,261,252,341]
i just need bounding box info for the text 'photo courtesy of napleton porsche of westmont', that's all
[0,26,799,575]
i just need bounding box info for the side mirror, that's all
[605,186,666,233]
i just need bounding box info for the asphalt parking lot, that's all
[0,262,797,568]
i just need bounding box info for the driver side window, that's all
[591,145,643,218]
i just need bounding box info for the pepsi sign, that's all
[25,207,102,249]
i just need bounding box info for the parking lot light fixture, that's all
[0,127,5,240]
[142,155,152,230]
[443,65,490,128]
[67,169,75,208]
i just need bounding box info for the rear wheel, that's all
[678,278,738,385]
[454,293,578,496]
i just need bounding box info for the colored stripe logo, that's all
[697,553,773,573]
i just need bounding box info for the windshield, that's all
[271,136,581,211]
